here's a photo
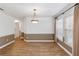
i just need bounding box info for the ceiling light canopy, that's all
[31,9,39,24]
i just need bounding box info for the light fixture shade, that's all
[31,20,39,24]
[14,20,19,23]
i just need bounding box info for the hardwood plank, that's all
[0,38,68,56]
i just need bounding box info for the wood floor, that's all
[0,38,69,56]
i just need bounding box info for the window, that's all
[56,17,64,42]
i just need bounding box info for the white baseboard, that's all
[0,40,15,49]
[24,39,54,42]
[57,42,72,56]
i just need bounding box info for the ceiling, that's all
[0,3,73,19]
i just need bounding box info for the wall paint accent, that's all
[0,34,14,47]
[0,40,15,49]
[24,34,54,40]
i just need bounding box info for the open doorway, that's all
[14,20,21,39]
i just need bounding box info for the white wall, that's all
[23,17,55,34]
[0,13,15,37]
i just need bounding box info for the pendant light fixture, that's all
[31,9,39,24]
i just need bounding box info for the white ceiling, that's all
[0,3,72,19]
